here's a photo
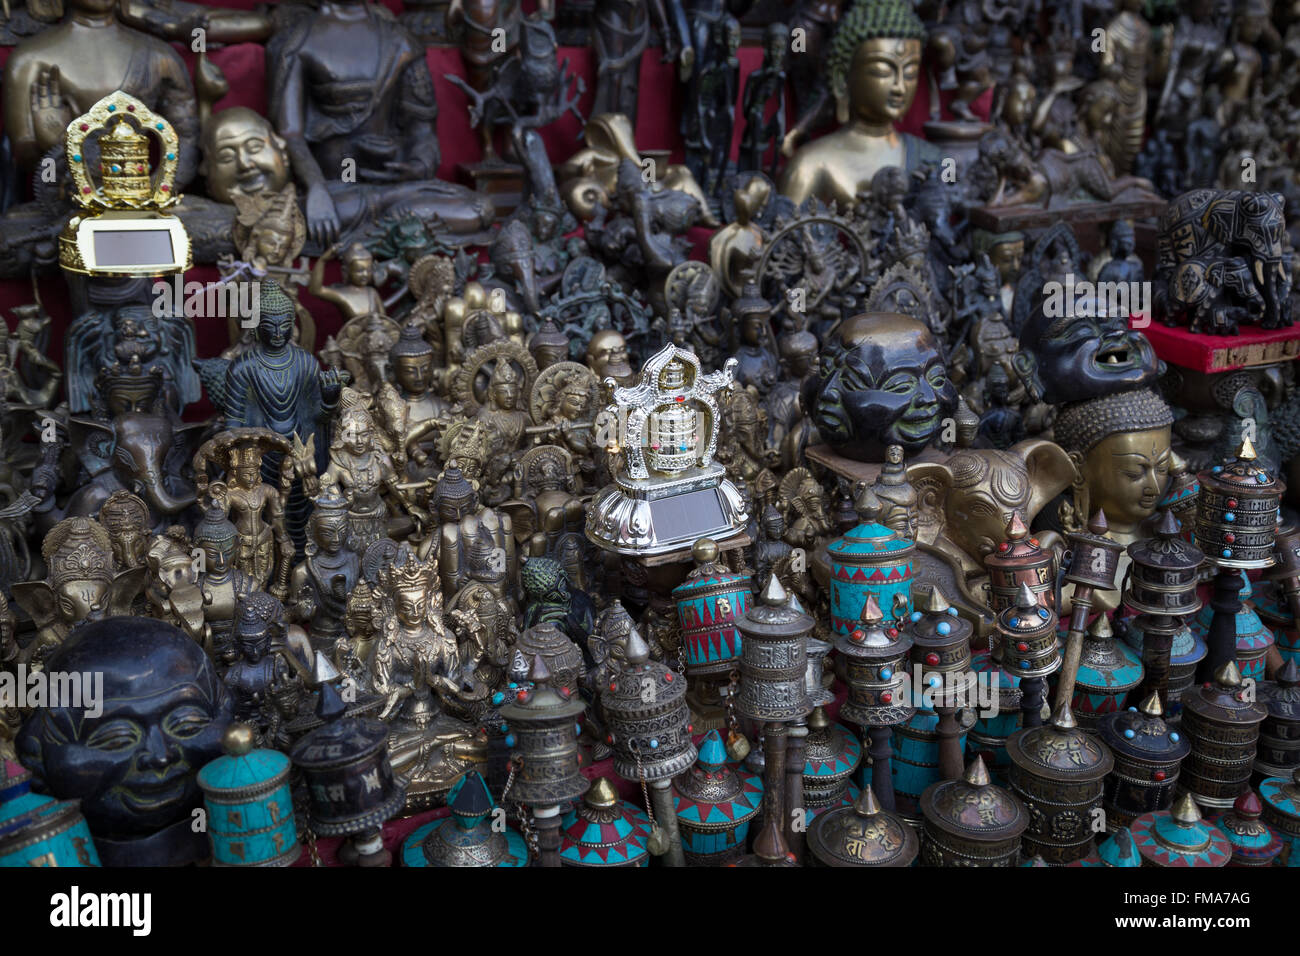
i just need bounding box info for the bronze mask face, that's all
[809,313,958,461]
[1077,429,1172,531]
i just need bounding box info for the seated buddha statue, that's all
[779,0,939,207]
[2,0,199,189]
[265,0,495,248]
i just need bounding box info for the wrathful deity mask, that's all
[1019,295,1158,406]
[809,313,958,461]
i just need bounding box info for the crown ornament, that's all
[43,518,115,588]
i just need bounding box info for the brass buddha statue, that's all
[779,0,938,207]
[2,0,199,188]
[200,107,491,253]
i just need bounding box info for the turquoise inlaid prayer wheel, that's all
[827,489,914,633]
[197,724,299,867]
[0,759,99,868]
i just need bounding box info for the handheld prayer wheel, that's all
[1055,510,1124,714]
[1130,794,1232,867]
[401,771,528,867]
[1257,660,1300,778]
[1120,616,1206,720]
[1125,510,1203,711]
[807,785,918,868]
[737,576,813,855]
[836,594,915,729]
[559,777,652,868]
[1195,438,1284,676]
[290,658,407,867]
[1258,769,1300,866]
[603,628,697,782]
[672,536,751,678]
[499,656,589,866]
[997,583,1060,727]
[1126,511,1204,618]
[1180,661,1268,809]
[736,576,813,724]
[802,706,862,818]
[1005,704,1114,864]
[835,594,914,811]
[672,730,763,866]
[197,724,299,867]
[827,487,915,632]
[985,512,1057,613]
[602,625,696,867]
[1072,615,1143,730]
[899,584,975,804]
[1213,791,1284,867]
[1196,437,1284,569]
[0,760,99,868]
[1098,692,1189,830]
[919,755,1027,867]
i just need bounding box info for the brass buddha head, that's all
[1054,388,1175,535]
[828,0,926,126]
[201,108,292,206]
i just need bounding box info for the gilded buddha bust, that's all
[779,0,939,207]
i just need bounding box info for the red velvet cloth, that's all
[1134,318,1300,374]
[0,16,988,375]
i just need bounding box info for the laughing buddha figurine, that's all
[779,0,939,207]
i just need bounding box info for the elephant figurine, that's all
[64,363,207,524]
[1156,188,1294,333]
[906,438,1075,635]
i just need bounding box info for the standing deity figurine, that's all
[196,281,344,553]
[289,481,362,651]
[194,429,295,600]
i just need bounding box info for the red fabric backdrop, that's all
[0,5,987,394]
